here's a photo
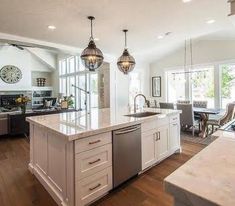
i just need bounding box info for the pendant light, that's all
[81,16,104,71]
[117,29,136,74]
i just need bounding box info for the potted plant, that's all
[15,96,30,114]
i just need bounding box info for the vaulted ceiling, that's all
[0,0,232,63]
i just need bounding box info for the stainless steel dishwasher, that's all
[112,124,141,188]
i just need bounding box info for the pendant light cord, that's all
[184,39,186,71]
[190,38,193,70]
[123,29,128,48]
[88,16,95,40]
[90,18,93,39]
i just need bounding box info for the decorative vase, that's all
[21,105,26,114]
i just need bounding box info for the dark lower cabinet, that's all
[8,109,76,135]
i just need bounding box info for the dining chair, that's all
[177,100,190,104]
[193,101,208,108]
[193,100,208,122]
[159,102,174,109]
[206,103,235,133]
[176,103,199,136]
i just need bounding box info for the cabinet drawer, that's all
[75,144,112,180]
[75,132,112,153]
[76,167,112,206]
[169,114,179,123]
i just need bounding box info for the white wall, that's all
[150,40,235,102]
[108,58,150,113]
[0,46,53,91]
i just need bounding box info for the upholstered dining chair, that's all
[193,100,208,122]
[207,103,235,134]
[193,100,208,108]
[177,100,190,104]
[159,102,174,109]
[176,103,199,136]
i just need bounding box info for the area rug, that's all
[181,131,218,146]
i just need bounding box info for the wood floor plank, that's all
[0,136,205,206]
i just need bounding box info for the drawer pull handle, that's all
[172,118,177,120]
[89,183,101,191]
[89,140,101,145]
[89,158,101,165]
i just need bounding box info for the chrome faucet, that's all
[134,94,147,113]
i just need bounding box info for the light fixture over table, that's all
[81,16,104,71]
[117,29,136,75]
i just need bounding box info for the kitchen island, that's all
[27,107,181,206]
[164,125,235,206]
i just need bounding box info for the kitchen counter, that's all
[26,107,180,141]
[164,131,235,206]
[27,107,181,206]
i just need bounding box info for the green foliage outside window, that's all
[221,65,235,98]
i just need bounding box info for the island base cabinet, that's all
[156,125,169,161]
[141,129,157,170]
[29,124,75,206]
[169,122,180,152]
[76,167,112,206]
[141,115,180,172]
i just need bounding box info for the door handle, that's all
[154,132,159,141]
[158,132,161,140]
[89,140,101,145]
[89,183,101,191]
[115,125,141,135]
[89,158,101,165]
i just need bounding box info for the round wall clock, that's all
[0,65,22,84]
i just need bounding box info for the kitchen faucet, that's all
[134,94,147,113]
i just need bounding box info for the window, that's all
[167,70,186,103]
[190,67,215,108]
[129,73,142,107]
[166,66,215,107]
[59,56,98,110]
[220,64,235,109]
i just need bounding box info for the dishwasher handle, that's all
[114,125,141,135]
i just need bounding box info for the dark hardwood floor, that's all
[0,136,205,206]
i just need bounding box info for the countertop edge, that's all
[26,109,181,141]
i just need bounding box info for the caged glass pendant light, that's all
[117,29,136,74]
[81,16,104,71]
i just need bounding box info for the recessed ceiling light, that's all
[182,0,192,3]
[158,35,164,39]
[206,19,215,24]
[48,25,56,30]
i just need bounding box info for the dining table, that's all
[193,108,221,138]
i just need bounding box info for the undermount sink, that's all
[125,112,160,118]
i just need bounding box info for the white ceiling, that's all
[0,0,233,63]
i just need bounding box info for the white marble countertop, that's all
[164,133,235,206]
[26,107,180,141]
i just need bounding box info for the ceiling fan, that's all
[7,43,35,50]
[0,40,59,52]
